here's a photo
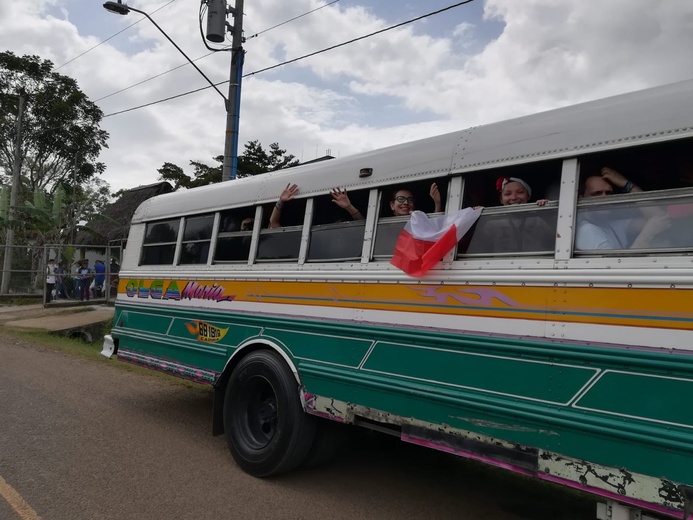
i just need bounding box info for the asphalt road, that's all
[0,333,597,520]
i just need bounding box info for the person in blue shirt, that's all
[55,261,68,299]
[77,260,94,301]
[93,260,106,298]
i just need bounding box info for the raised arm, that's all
[430,182,442,213]
[269,183,298,228]
[601,167,642,194]
[330,187,364,220]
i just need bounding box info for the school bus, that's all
[103,78,693,519]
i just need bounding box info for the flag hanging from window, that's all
[391,208,482,277]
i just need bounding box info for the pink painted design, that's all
[181,281,234,302]
[408,286,522,307]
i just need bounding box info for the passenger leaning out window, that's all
[575,167,671,250]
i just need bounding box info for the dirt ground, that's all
[0,331,599,520]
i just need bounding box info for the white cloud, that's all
[2,0,693,193]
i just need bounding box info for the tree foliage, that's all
[158,140,299,190]
[0,51,109,194]
[238,140,300,177]
[0,51,111,245]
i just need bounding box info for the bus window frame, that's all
[456,202,558,259]
[179,213,215,265]
[370,178,451,262]
[298,198,313,265]
[256,224,305,263]
[139,217,182,266]
[573,186,693,257]
[361,188,380,264]
[306,218,368,263]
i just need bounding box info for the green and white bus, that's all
[103,79,693,519]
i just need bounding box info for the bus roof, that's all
[132,78,693,223]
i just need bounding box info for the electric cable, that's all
[103,0,475,118]
[245,0,340,41]
[96,0,340,102]
[55,0,178,71]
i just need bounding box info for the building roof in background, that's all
[74,181,174,246]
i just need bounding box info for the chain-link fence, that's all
[1,243,123,305]
[0,243,44,297]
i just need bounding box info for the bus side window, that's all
[179,214,214,264]
[140,219,180,265]
[215,208,255,263]
[574,193,693,252]
[574,139,693,254]
[257,199,306,262]
[307,189,368,262]
[373,178,447,259]
[458,208,557,256]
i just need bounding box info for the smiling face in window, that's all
[390,189,416,216]
[500,181,530,205]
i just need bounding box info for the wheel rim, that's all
[239,375,278,449]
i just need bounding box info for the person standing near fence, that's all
[77,260,93,301]
[93,260,106,298]
[45,258,57,303]
[54,261,68,299]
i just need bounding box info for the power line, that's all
[245,0,340,40]
[55,0,177,71]
[103,0,475,118]
[94,60,191,102]
[246,0,474,78]
[95,0,340,103]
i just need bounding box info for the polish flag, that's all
[391,208,482,277]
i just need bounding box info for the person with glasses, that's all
[330,182,441,219]
[390,184,442,216]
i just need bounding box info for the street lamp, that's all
[102,0,244,181]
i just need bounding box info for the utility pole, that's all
[1,92,25,295]
[221,0,245,182]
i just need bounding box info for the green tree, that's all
[158,140,299,190]
[0,51,110,229]
[0,52,109,192]
[238,140,299,177]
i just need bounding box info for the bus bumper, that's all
[101,334,115,359]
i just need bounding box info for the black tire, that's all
[301,418,350,469]
[223,350,316,477]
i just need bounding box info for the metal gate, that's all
[0,241,124,306]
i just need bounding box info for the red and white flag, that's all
[390,208,482,277]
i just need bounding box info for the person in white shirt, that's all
[45,258,57,303]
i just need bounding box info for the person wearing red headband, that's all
[464,176,553,254]
[495,177,548,206]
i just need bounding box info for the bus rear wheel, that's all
[223,350,316,477]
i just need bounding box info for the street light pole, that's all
[103,1,228,106]
[103,0,245,183]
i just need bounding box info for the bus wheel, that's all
[301,418,349,469]
[224,350,316,477]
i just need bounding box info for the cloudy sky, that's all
[2,0,693,193]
